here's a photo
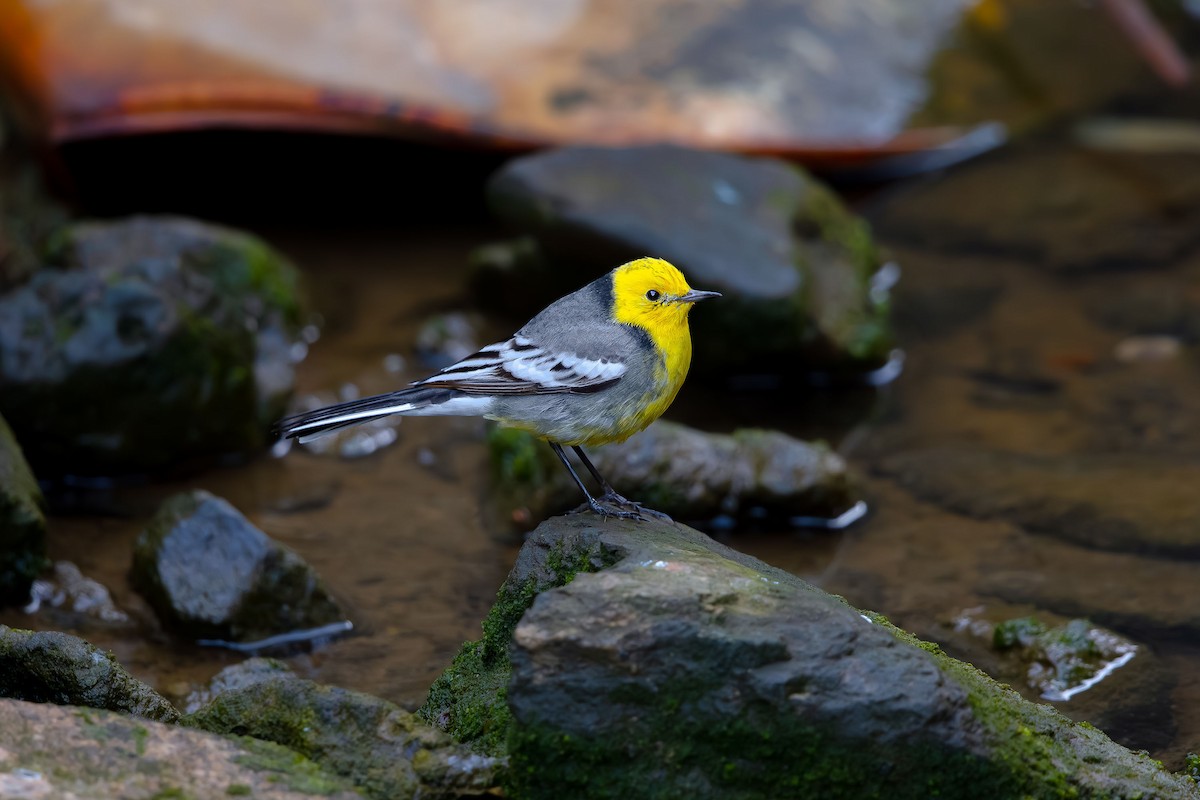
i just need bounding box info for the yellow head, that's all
[610,257,720,335]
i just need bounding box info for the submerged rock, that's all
[131,490,349,645]
[871,145,1200,274]
[945,608,1173,754]
[991,616,1138,701]
[187,662,500,799]
[489,420,859,526]
[426,514,1196,799]
[0,697,359,799]
[0,215,303,476]
[0,412,47,605]
[475,145,893,374]
[23,560,131,625]
[0,625,178,722]
[878,447,1200,556]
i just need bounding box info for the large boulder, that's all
[0,411,47,604]
[0,215,303,476]
[426,514,1197,799]
[131,490,349,645]
[0,697,360,798]
[474,145,893,375]
[187,659,500,799]
[0,625,178,722]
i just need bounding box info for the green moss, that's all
[506,684,1014,800]
[225,785,252,796]
[994,616,1047,649]
[132,724,149,756]
[148,787,188,800]
[0,412,48,603]
[419,537,617,757]
[231,736,355,796]
[488,426,548,487]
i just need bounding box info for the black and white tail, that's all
[274,386,489,443]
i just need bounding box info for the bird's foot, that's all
[596,490,673,522]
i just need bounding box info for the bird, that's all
[275,257,720,520]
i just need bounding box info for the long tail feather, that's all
[274,386,459,441]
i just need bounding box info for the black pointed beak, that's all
[675,289,722,304]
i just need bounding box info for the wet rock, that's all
[0,412,47,605]
[0,697,360,798]
[0,625,179,722]
[187,665,501,799]
[183,656,293,714]
[871,145,1200,274]
[489,420,859,526]
[0,215,304,476]
[476,145,892,373]
[990,616,1138,701]
[878,447,1200,556]
[131,490,349,644]
[419,527,617,755]
[23,560,130,625]
[944,609,1174,754]
[425,514,1195,798]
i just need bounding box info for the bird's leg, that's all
[550,443,641,520]
[571,446,672,522]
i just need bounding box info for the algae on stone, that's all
[426,513,1197,799]
[0,625,179,722]
[0,215,304,476]
[0,697,359,798]
[418,531,619,757]
[187,665,499,799]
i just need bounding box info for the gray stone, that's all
[0,215,303,476]
[0,697,360,799]
[187,667,500,799]
[131,490,349,644]
[476,145,892,373]
[430,514,1196,798]
[489,420,859,525]
[0,411,46,605]
[878,447,1200,556]
[0,625,178,722]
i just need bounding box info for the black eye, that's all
[646,289,660,301]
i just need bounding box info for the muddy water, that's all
[5,157,1200,772]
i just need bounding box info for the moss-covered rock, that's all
[0,215,304,476]
[489,420,859,526]
[474,145,893,375]
[131,490,349,644]
[0,625,179,722]
[0,411,47,605]
[428,514,1197,799]
[0,697,360,798]
[418,529,620,756]
[186,662,499,799]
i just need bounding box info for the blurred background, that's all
[1,0,1199,774]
